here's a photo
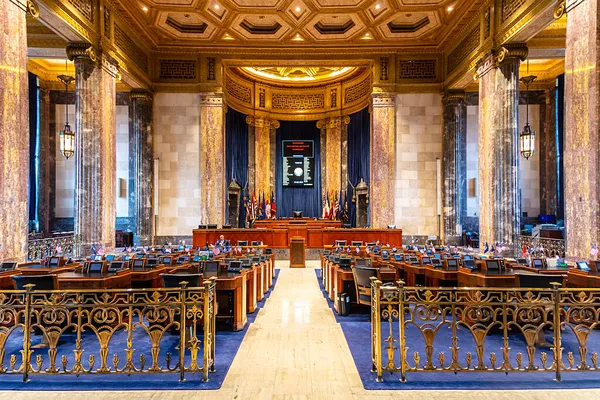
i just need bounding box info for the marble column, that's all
[199,93,225,226]
[370,93,396,229]
[540,88,558,216]
[442,91,467,245]
[67,43,118,255]
[0,2,29,261]
[246,117,278,198]
[131,90,153,245]
[564,0,600,259]
[317,116,350,198]
[38,85,51,234]
[476,44,527,249]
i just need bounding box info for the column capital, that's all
[245,116,280,129]
[66,42,98,63]
[442,91,466,105]
[130,89,153,103]
[200,92,224,106]
[316,115,350,129]
[371,92,396,108]
[475,44,528,80]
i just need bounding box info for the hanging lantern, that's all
[519,72,537,160]
[57,70,76,160]
[59,123,75,159]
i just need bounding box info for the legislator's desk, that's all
[57,270,132,290]
[205,270,247,331]
[244,264,258,313]
[0,270,21,290]
[130,266,167,288]
[0,263,82,290]
[425,267,458,287]
[567,270,600,288]
[402,262,428,286]
[457,268,551,287]
[193,227,402,249]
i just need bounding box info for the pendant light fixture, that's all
[57,59,75,160]
[519,59,537,160]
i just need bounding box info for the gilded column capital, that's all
[130,89,153,103]
[442,91,466,105]
[371,92,396,108]
[200,92,224,106]
[66,42,98,63]
[26,0,40,18]
[496,43,528,65]
[316,116,351,129]
[246,116,279,129]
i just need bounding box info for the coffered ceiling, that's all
[117,0,482,51]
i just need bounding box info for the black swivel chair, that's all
[351,267,380,306]
[161,273,202,288]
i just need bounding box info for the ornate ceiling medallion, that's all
[241,66,357,82]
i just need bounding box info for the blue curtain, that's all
[275,120,322,217]
[28,72,39,225]
[347,107,370,227]
[225,108,248,227]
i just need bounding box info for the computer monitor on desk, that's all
[462,259,476,270]
[48,257,61,268]
[228,261,242,273]
[356,258,371,267]
[108,261,126,273]
[86,261,105,274]
[339,258,352,268]
[532,258,546,269]
[421,257,431,265]
[577,261,590,272]
[336,240,347,247]
[446,258,459,270]
[0,262,17,271]
[431,258,442,268]
[132,259,146,270]
[484,259,503,274]
[204,261,219,274]
[238,240,248,246]
[351,241,363,247]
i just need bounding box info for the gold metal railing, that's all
[0,279,216,383]
[370,278,600,382]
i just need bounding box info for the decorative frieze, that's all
[344,77,370,104]
[114,24,148,72]
[159,59,196,80]
[380,57,389,81]
[272,93,325,110]
[68,0,93,22]
[447,24,480,74]
[501,0,528,22]
[207,57,216,80]
[398,60,437,79]
[225,75,251,104]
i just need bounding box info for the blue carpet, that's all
[0,269,279,391]
[314,269,600,390]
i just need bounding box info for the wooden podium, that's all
[289,236,306,268]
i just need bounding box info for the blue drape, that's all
[225,108,248,227]
[275,120,322,217]
[28,72,39,224]
[347,107,370,227]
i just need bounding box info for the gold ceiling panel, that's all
[241,66,358,83]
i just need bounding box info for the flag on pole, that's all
[270,191,276,219]
[332,191,340,220]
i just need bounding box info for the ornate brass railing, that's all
[27,234,75,261]
[0,280,216,383]
[514,235,566,258]
[371,279,600,382]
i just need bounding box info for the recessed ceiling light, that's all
[295,6,301,12]
[142,6,148,12]
[365,33,370,36]
[447,5,454,12]
[214,3,220,9]
[375,4,381,10]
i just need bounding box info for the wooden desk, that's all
[193,227,402,249]
[567,270,600,288]
[245,265,258,313]
[457,268,547,287]
[402,263,428,286]
[331,263,396,313]
[57,270,132,290]
[425,267,458,287]
[207,270,247,331]
[0,270,20,290]
[254,219,342,229]
[130,266,167,288]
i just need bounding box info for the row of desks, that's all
[321,255,600,313]
[0,254,276,331]
[193,228,402,249]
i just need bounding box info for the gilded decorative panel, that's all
[207,57,215,80]
[344,77,371,104]
[103,6,110,39]
[398,60,437,79]
[271,94,324,110]
[159,59,197,80]
[380,57,389,81]
[225,76,251,104]
[501,0,528,22]
[114,24,149,72]
[68,0,93,22]
[447,24,480,73]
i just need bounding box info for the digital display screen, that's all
[577,261,590,271]
[282,140,314,187]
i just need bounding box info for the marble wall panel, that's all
[116,105,130,217]
[153,93,202,236]
[394,93,443,236]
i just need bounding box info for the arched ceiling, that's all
[117,0,483,51]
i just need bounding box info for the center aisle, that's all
[217,261,364,398]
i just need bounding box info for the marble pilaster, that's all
[564,0,600,259]
[476,44,527,249]
[199,93,225,226]
[38,86,51,234]
[442,91,467,244]
[68,43,118,255]
[317,116,350,198]
[370,93,396,229]
[0,2,29,261]
[246,116,278,198]
[131,90,153,245]
[540,89,558,216]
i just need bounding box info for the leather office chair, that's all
[161,273,202,288]
[352,267,380,306]
[13,274,56,290]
